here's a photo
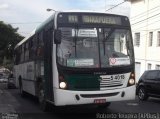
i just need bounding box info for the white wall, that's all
[130,0,160,82]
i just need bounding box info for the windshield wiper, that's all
[102,28,115,55]
[104,28,115,41]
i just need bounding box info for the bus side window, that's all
[25,42,29,61]
[14,49,20,65]
[29,38,34,60]
[34,35,39,59]
[13,51,16,65]
[37,32,44,58]
[39,32,44,46]
[23,43,26,62]
[22,44,25,62]
[39,32,44,57]
[20,45,24,63]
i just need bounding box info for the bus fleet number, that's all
[111,75,125,80]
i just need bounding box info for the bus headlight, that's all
[127,72,135,86]
[128,79,135,85]
[59,82,67,89]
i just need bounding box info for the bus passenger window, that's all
[29,39,34,60]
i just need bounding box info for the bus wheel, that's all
[38,84,49,112]
[97,102,111,109]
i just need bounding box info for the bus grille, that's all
[80,92,119,98]
[100,75,124,90]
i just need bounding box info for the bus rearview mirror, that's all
[54,30,61,44]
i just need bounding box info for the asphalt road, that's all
[0,83,160,119]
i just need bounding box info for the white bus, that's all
[13,11,135,111]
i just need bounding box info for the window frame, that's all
[147,63,152,70]
[157,31,160,47]
[155,64,160,70]
[134,32,140,47]
[149,32,153,47]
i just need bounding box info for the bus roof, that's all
[14,29,36,49]
[58,10,128,18]
[14,14,55,49]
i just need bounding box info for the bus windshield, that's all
[57,27,133,68]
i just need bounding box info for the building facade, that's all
[130,0,160,82]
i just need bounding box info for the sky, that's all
[0,0,131,37]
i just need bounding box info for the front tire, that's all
[97,102,111,109]
[38,84,50,112]
[138,87,148,101]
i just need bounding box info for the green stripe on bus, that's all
[64,74,100,91]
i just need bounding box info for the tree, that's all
[0,21,24,69]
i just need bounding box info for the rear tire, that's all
[138,87,148,101]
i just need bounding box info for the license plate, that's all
[94,99,106,104]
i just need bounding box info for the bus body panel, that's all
[53,71,134,106]
[14,61,36,96]
[13,65,20,88]
[54,85,136,106]
[59,73,130,91]
[22,79,36,96]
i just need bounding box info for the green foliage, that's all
[0,21,24,67]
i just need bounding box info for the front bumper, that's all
[54,85,136,106]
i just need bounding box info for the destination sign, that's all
[58,13,123,25]
[68,15,78,23]
[82,15,121,25]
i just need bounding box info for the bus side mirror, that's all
[54,30,61,44]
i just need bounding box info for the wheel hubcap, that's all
[139,88,144,99]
